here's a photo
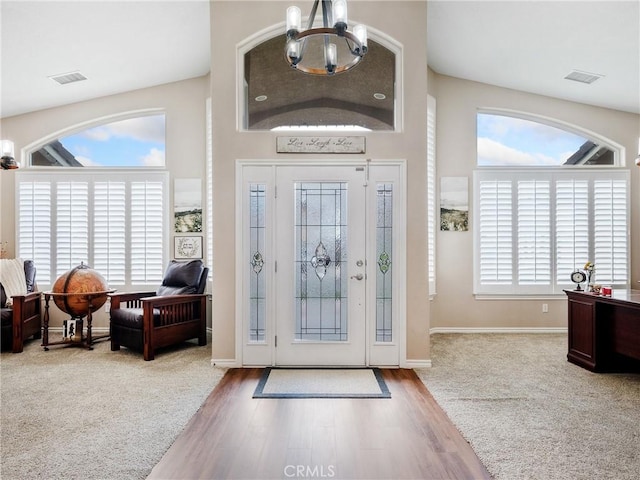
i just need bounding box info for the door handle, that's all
[351,273,364,280]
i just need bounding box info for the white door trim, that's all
[235,159,407,367]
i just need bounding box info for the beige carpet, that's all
[0,334,225,480]
[2,333,639,479]
[417,333,640,480]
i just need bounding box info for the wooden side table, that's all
[42,290,115,351]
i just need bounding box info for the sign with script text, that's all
[277,136,366,154]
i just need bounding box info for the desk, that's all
[42,290,115,351]
[565,289,640,372]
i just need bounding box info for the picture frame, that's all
[174,236,203,259]
[440,176,469,231]
[174,179,202,233]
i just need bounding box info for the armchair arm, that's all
[11,291,42,320]
[141,294,208,328]
[11,291,43,353]
[109,291,156,309]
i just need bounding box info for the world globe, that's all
[52,262,110,317]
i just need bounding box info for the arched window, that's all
[30,113,165,167]
[477,112,617,167]
[473,112,629,296]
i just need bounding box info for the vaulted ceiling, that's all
[1,1,638,119]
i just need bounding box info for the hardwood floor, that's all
[148,368,492,480]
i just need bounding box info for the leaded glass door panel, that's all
[275,166,366,366]
[239,162,404,367]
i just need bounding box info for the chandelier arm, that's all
[321,0,332,28]
[307,0,320,30]
[343,36,360,57]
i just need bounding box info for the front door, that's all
[275,166,366,366]
[239,161,404,367]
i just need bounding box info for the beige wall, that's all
[0,76,210,328]
[210,1,430,364]
[429,73,640,330]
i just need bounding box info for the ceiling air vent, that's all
[49,71,87,85]
[564,70,604,84]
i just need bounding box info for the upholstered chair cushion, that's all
[156,260,206,296]
[110,308,145,329]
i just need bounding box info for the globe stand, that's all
[42,290,115,351]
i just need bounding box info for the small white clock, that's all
[570,270,587,291]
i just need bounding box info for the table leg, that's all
[42,294,51,350]
[86,306,93,349]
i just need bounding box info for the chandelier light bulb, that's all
[353,24,367,52]
[286,6,301,36]
[332,0,348,31]
[326,43,337,74]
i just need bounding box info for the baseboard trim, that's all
[404,359,432,369]
[211,359,239,368]
[430,327,567,334]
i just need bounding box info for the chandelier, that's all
[285,0,368,75]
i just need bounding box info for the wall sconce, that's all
[636,137,640,166]
[1,140,19,169]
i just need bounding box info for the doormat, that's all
[252,367,391,399]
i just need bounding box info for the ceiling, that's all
[1,1,638,120]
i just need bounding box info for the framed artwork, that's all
[174,236,203,259]
[440,177,469,231]
[174,179,202,233]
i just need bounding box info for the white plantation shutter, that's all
[426,95,436,294]
[56,182,89,275]
[131,181,165,285]
[206,98,213,277]
[555,179,589,285]
[17,181,52,283]
[517,180,551,287]
[16,171,168,288]
[475,170,629,295]
[593,178,628,284]
[478,178,512,286]
[94,182,126,284]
